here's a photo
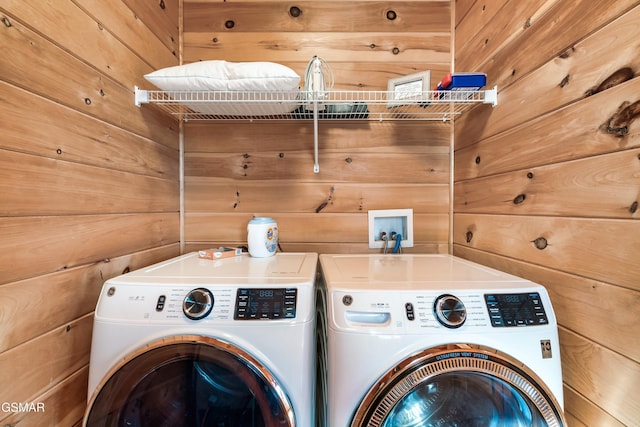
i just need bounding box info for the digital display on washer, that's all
[484,292,548,327]
[234,288,297,320]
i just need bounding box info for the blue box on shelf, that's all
[436,72,487,91]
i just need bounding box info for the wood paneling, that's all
[1,82,180,176]
[74,0,178,68]
[452,246,640,364]
[560,328,640,427]
[185,151,449,182]
[455,0,559,75]
[182,0,453,252]
[452,246,639,425]
[0,1,180,424]
[122,0,180,56]
[0,8,178,147]
[563,387,625,427]
[0,150,178,216]
[454,148,640,219]
[455,4,640,149]
[0,316,93,404]
[185,212,448,245]
[454,213,640,291]
[465,0,639,90]
[186,181,449,213]
[183,32,451,65]
[181,0,452,97]
[0,368,90,427]
[454,2,640,424]
[185,121,451,152]
[184,1,451,33]
[0,213,179,285]
[454,79,640,179]
[0,245,179,353]
[7,1,637,425]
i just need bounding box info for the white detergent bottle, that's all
[247,217,278,257]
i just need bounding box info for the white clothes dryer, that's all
[319,254,566,427]
[83,251,318,427]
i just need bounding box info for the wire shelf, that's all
[134,87,498,122]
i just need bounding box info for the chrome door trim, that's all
[351,343,566,427]
[83,334,295,427]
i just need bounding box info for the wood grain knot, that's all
[386,10,397,20]
[289,6,302,18]
[630,201,638,214]
[586,67,634,96]
[603,100,640,136]
[315,186,334,213]
[466,231,473,243]
[513,194,526,204]
[532,237,548,250]
[225,20,235,29]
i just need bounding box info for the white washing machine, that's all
[83,251,318,427]
[319,254,566,427]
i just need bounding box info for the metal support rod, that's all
[313,94,319,173]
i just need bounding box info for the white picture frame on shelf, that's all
[386,70,431,108]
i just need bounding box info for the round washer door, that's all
[351,344,566,427]
[84,335,294,427]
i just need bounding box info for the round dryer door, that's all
[351,344,566,427]
[84,335,294,427]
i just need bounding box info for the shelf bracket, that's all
[484,86,498,106]
[134,86,148,107]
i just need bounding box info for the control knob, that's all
[433,294,466,328]
[183,288,214,320]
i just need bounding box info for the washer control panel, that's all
[484,292,549,327]
[332,288,552,332]
[234,288,297,320]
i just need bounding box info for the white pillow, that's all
[144,60,300,92]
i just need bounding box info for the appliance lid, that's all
[320,254,533,291]
[109,252,318,286]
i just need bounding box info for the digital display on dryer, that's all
[234,288,297,320]
[484,293,548,327]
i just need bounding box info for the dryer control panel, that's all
[234,288,297,320]
[484,292,548,327]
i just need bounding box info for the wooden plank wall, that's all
[182,0,453,254]
[0,1,180,425]
[453,1,640,426]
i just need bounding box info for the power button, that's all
[405,302,415,321]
